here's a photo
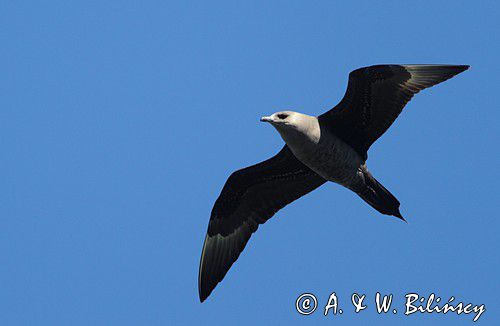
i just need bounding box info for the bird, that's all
[198,64,469,302]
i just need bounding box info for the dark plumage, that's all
[199,64,469,302]
[198,146,324,302]
[319,65,469,160]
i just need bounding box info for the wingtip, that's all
[198,234,211,303]
[199,292,208,303]
[445,64,470,75]
[198,275,212,303]
[199,279,217,303]
[404,64,470,73]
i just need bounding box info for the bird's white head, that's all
[260,110,320,144]
[260,110,300,128]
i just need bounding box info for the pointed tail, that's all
[357,169,405,221]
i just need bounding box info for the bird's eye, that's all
[277,114,288,119]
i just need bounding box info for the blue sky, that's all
[1,1,498,325]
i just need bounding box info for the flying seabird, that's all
[198,64,469,302]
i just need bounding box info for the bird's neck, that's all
[276,117,321,152]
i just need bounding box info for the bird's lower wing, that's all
[199,146,326,302]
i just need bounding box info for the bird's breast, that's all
[287,130,364,187]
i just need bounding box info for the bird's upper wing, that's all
[318,64,469,160]
[199,146,325,302]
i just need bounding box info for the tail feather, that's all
[357,170,405,221]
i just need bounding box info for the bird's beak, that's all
[260,116,273,123]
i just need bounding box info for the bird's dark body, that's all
[198,64,469,302]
